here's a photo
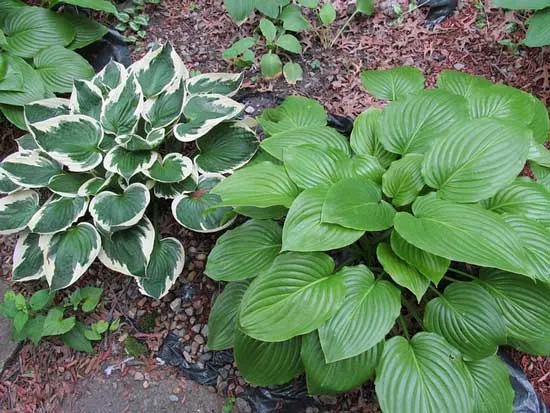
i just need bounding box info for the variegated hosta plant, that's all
[205,68,550,412]
[0,43,259,299]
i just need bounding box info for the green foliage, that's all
[114,0,158,43]
[0,44,257,299]
[205,67,550,411]
[493,1,550,47]
[124,335,147,358]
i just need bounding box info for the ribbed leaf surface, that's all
[12,232,45,282]
[28,195,88,234]
[0,190,39,235]
[360,66,424,101]
[525,8,550,47]
[257,96,327,135]
[436,70,492,98]
[382,154,424,206]
[468,84,535,125]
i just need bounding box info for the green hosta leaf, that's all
[318,265,400,362]
[356,0,375,14]
[48,172,95,198]
[390,231,449,285]
[321,177,395,231]
[93,60,128,94]
[277,34,302,54]
[524,8,550,47]
[0,104,26,130]
[212,161,299,208]
[375,332,473,413]
[0,56,23,92]
[55,0,117,13]
[12,232,45,282]
[376,243,430,302]
[282,185,364,252]
[206,219,282,282]
[90,183,150,233]
[224,0,254,24]
[379,90,468,155]
[43,308,75,336]
[528,143,550,166]
[64,13,109,50]
[41,223,101,290]
[2,8,74,58]
[30,114,103,172]
[195,121,259,174]
[1,150,62,188]
[302,331,381,395]
[186,72,244,97]
[424,282,506,360]
[0,54,47,106]
[258,96,327,135]
[173,94,243,142]
[254,0,280,18]
[141,77,185,129]
[337,154,385,183]
[240,252,345,342]
[319,1,336,25]
[137,237,185,299]
[101,75,143,136]
[207,280,250,350]
[0,190,39,235]
[259,18,277,43]
[260,53,283,79]
[130,43,187,98]
[350,108,397,168]
[172,174,236,233]
[234,330,302,386]
[28,196,88,234]
[283,62,303,84]
[33,46,94,94]
[98,216,155,277]
[234,205,287,220]
[436,70,492,98]
[492,0,550,9]
[531,161,550,189]
[70,80,103,121]
[382,154,424,207]
[24,98,71,126]
[465,356,514,413]
[103,146,158,181]
[280,4,311,32]
[394,194,532,277]
[115,129,165,151]
[0,169,20,194]
[143,153,192,183]
[153,173,198,199]
[361,67,424,101]
[422,119,531,203]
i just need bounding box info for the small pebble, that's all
[454,63,466,70]
[194,334,205,344]
[170,298,182,312]
[134,372,144,381]
[169,394,179,402]
[245,106,255,114]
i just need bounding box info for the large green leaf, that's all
[224,0,254,24]
[375,332,473,413]
[27,196,88,234]
[280,4,311,31]
[318,265,400,362]
[0,190,39,235]
[492,0,550,9]
[360,66,425,101]
[0,150,62,188]
[64,13,109,50]
[55,0,117,14]
[0,104,26,130]
[436,70,492,98]
[239,252,346,342]
[141,77,185,129]
[100,75,143,136]
[205,219,282,281]
[0,54,47,106]
[301,331,382,395]
[258,96,327,135]
[282,184,364,252]
[424,282,506,360]
[207,280,250,350]
[525,8,550,47]
[12,232,45,282]
[382,154,424,207]
[527,95,549,142]
[468,85,535,126]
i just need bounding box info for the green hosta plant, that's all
[493,0,550,47]
[0,43,258,299]
[205,68,550,411]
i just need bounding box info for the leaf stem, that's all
[447,267,477,280]
[443,275,461,283]
[428,285,443,298]
[401,297,424,330]
[330,10,358,47]
[399,314,410,340]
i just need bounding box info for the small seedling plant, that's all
[0,286,121,352]
[0,43,259,299]
[114,0,159,43]
[205,67,550,412]
[493,0,550,47]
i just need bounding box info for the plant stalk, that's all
[330,10,358,47]
[399,314,410,340]
[447,267,477,280]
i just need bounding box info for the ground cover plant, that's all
[0,43,258,299]
[205,67,550,411]
[493,0,550,47]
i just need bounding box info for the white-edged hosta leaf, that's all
[115,129,165,152]
[48,172,95,197]
[29,114,103,172]
[239,252,345,342]
[12,232,45,282]
[258,96,327,135]
[70,79,103,121]
[0,169,20,194]
[211,161,300,208]
[143,153,193,183]
[1,150,62,187]
[382,154,424,207]
[379,90,469,155]
[318,265,400,362]
[172,174,236,233]
[206,219,282,281]
[130,43,187,98]
[302,331,382,395]
[234,330,302,386]
[360,66,425,101]
[173,94,243,142]
[390,231,449,285]
[15,134,39,152]
[436,70,492,98]
[321,177,395,231]
[77,173,117,197]
[424,282,506,360]
[89,182,150,233]
[0,190,39,235]
[393,194,533,278]
[208,280,251,350]
[375,332,473,413]
[137,237,185,299]
[100,75,143,135]
[376,243,430,302]
[41,222,100,290]
[24,97,70,126]
[465,356,514,413]
[103,146,158,181]
[186,72,244,97]
[97,216,155,277]
[282,184,364,252]
[92,60,128,94]
[141,77,185,129]
[194,121,259,174]
[153,173,198,199]
[422,119,531,202]
[27,195,88,234]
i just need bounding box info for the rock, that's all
[199,352,212,362]
[168,394,179,402]
[191,324,202,333]
[134,372,145,381]
[454,63,465,70]
[201,325,208,337]
[191,341,200,354]
[143,381,149,389]
[194,334,205,344]
[183,351,193,363]
[170,298,181,312]
[236,399,252,413]
[319,395,338,405]
[196,253,207,261]
[185,307,194,316]
[245,106,255,114]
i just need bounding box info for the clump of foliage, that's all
[124,335,147,357]
[0,0,114,129]
[493,0,550,47]
[0,286,120,352]
[0,43,258,299]
[205,67,550,411]
[114,0,159,44]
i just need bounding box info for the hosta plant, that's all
[0,43,259,299]
[205,68,550,412]
[493,0,550,47]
